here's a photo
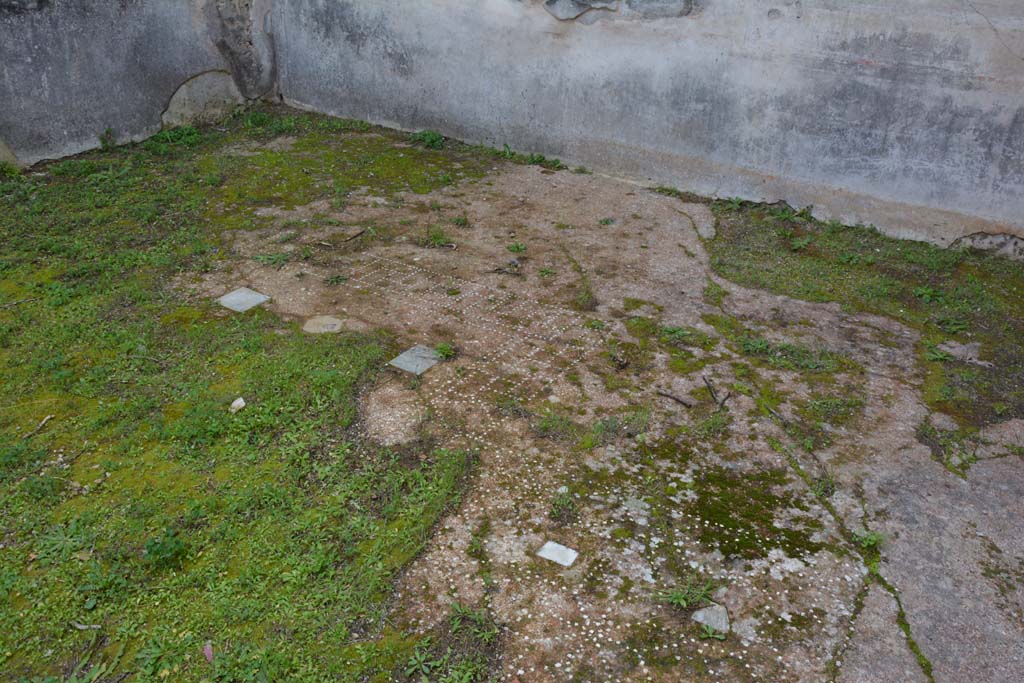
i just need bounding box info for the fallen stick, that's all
[0,297,40,309]
[23,414,54,440]
[656,390,695,408]
[766,406,789,426]
[491,268,523,277]
[71,622,101,631]
[702,376,732,409]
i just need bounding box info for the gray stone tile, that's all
[537,540,578,567]
[217,287,270,312]
[389,345,441,375]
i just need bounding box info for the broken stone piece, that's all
[691,602,730,633]
[936,341,994,367]
[537,540,578,567]
[388,345,441,375]
[229,397,246,413]
[217,287,270,312]
[302,315,344,334]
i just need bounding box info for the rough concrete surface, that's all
[836,585,927,683]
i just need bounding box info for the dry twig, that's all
[23,414,54,440]
[702,376,732,409]
[656,390,695,408]
[0,297,40,309]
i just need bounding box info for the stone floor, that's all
[195,161,1023,682]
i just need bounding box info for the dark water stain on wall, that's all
[0,0,49,14]
[305,0,414,77]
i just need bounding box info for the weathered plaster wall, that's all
[273,0,1024,245]
[0,0,275,166]
[2,0,1022,245]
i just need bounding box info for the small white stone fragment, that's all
[229,397,246,413]
[692,603,731,633]
[537,541,578,567]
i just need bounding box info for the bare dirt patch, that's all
[363,379,427,448]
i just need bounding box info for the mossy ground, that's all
[703,201,1024,427]
[0,108,495,682]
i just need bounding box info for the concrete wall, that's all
[273,0,1024,245]
[0,0,274,165]
[2,0,1022,246]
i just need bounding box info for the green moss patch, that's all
[686,465,824,560]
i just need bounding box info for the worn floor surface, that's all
[3,111,1022,683]
[185,150,1024,681]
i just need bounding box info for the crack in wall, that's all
[963,0,1024,63]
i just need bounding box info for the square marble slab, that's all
[388,345,441,375]
[217,287,270,312]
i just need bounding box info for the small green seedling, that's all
[539,267,555,278]
[913,286,944,304]
[662,578,714,610]
[254,252,290,269]
[549,490,577,525]
[599,217,615,226]
[853,531,883,551]
[924,344,953,362]
[410,130,444,149]
[325,274,347,286]
[812,470,837,498]
[699,624,726,641]
[790,236,813,251]
[935,314,969,334]
[435,342,457,360]
[421,226,454,248]
[507,242,526,254]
